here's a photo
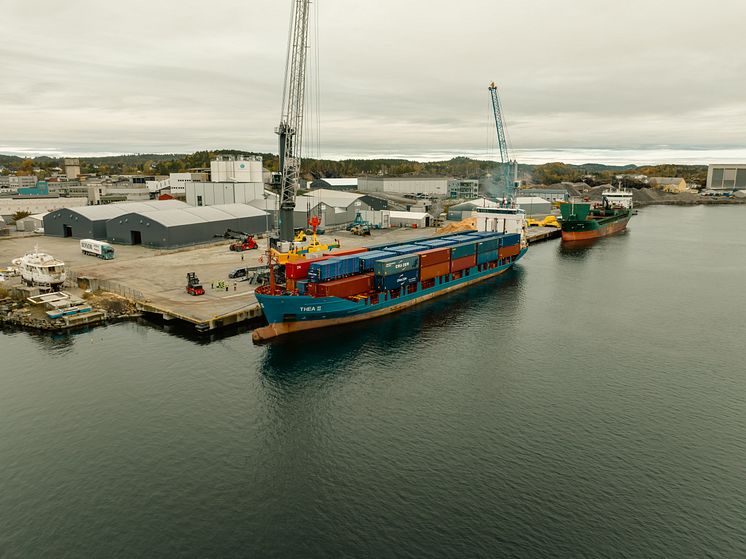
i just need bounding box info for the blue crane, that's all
[488,82,516,203]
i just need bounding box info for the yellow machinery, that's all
[270,217,340,264]
[527,215,560,228]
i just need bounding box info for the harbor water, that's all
[1,205,745,557]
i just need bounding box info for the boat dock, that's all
[526,226,561,244]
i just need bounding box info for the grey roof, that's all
[132,203,268,227]
[69,200,188,220]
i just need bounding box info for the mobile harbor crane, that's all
[488,82,518,203]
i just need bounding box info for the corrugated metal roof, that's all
[390,210,429,219]
[320,178,358,187]
[70,200,188,220]
[298,188,363,209]
[132,203,268,227]
[516,196,550,204]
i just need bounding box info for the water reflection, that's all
[259,267,526,385]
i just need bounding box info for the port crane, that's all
[488,82,517,203]
[276,0,311,242]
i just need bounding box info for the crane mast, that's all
[488,81,515,203]
[276,0,311,242]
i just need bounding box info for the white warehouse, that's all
[211,155,263,182]
[358,176,449,196]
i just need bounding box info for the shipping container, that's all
[296,279,308,295]
[386,244,425,255]
[323,247,368,257]
[503,233,521,246]
[450,254,476,272]
[420,260,450,281]
[316,273,374,298]
[374,268,419,291]
[450,241,477,259]
[498,244,521,259]
[308,256,360,282]
[285,255,331,280]
[416,247,450,267]
[416,238,457,247]
[477,249,499,265]
[373,254,420,276]
[448,235,477,243]
[359,250,396,272]
[476,238,499,253]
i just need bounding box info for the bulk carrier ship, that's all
[252,211,527,342]
[558,187,634,241]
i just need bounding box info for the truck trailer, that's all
[80,239,115,260]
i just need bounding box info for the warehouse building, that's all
[706,164,746,191]
[309,177,358,190]
[518,188,568,203]
[358,176,449,196]
[516,196,551,216]
[44,200,188,239]
[15,212,47,232]
[106,203,269,248]
[447,198,499,221]
[389,210,431,228]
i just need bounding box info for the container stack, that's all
[373,254,420,291]
[417,247,451,281]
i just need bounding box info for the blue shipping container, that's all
[476,238,499,252]
[448,235,477,243]
[450,241,477,259]
[477,249,499,265]
[359,250,396,272]
[374,268,419,291]
[296,280,308,294]
[307,257,359,282]
[386,244,426,255]
[374,254,419,276]
[415,239,457,247]
[504,233,521,246]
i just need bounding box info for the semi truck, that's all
[80,239,116,260]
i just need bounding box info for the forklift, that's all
[222,229,259,252]
[186,272,205,296]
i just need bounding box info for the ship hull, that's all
[252,247,527,342]
[561,212,631,242]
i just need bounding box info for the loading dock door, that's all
[63,225,72,237]
[131,230,142,245]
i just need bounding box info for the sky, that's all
[2,0,746,165]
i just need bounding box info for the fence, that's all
[65,270,145,302]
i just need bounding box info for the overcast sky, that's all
[2,0,746,164]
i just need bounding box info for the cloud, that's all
[2,0,746,163]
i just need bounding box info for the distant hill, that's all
[0,150,708,185]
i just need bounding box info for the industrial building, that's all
[309,177,358,190]
[43,200,188,239]
[516,196,551,216]
[0,196,87,218]
[447,198,499,221]
[706,164,746,191]
[105,203,269,248]
[186,181,264,207]
[389,211,431,228]
[211,155,263,182]
[15,213,47,232]
[518,188,568,203]
[448,179,479,199]
[358,176,449,196]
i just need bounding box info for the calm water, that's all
[2,205,745,558]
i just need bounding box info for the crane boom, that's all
[488,81,515,202]
[277,0,311,242]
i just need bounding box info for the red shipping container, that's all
[285,256,331,280]
[316,273,374,298]
[419,261,450,281]
[450,254,476,272]
[417,247,450,267]
[323,247,368,257]
[498,244,520,259]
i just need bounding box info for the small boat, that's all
[12,246,66,288]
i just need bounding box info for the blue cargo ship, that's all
[253,214,527,342]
